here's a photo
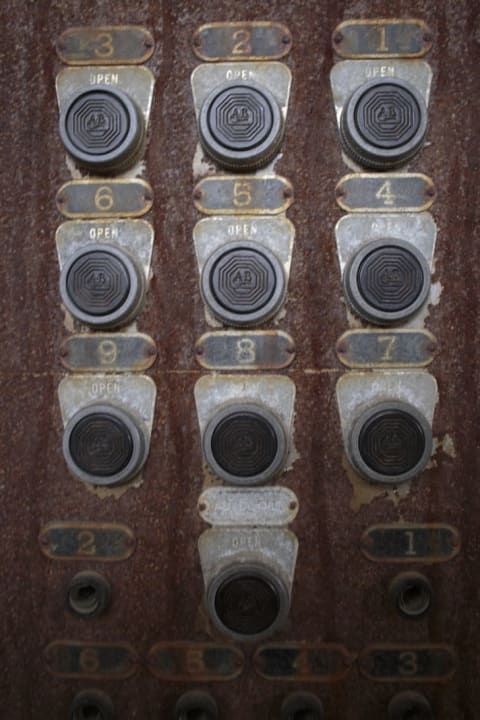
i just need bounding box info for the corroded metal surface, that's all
[0,1,479,718]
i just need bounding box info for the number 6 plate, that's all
[56,180,153,218]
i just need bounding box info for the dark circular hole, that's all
[214,572,280,635]
[80,705,102,720]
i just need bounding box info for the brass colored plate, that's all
[192,22,292,62]
[60,333,157,373]
[57,26,154,65]
[332,19,433,59]
[195,331,295,370]
[336,330,437,369]
[335,174,436,213]
[193,176,294,216]
[359,645,456,682]
[56,180,153,219]
[147,642,244,681]
[254,644,352,682]
[361,524,460,563]
[45,641,138,679]
[38,522,136,561]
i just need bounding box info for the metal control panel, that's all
[1,4,479,720]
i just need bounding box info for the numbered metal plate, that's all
[195,331,295,370]
[361,524,461,563]
[333,19,433,59]
[336,330,437,368]
[198,487,299,526]
[57,180,153,218]
[359,645,455,682]
[193,22,292,62]
[45,641,138,679]
[254,644,352,682]
[60,333,157,372]
[57,26,154,65]
[38,522,136,561]
[147,643,244,681]
[193,176,293,215]
[335,174,436,213]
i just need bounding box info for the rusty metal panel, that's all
[0,0,479,718]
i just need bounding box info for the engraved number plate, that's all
[333,19,433,59]
[60,333,157,373]
[57,26,154,65]
[147,643,244,681]
[38,522,135,561]
[46,641,137,679]
[195,331,295,370]
[193,22,292,62]
[57,180,153,219]
[361,525,460,563]
[335,174,436,213]
[359,645,455,682]
[254,644,352,682]
[194,176,293,216]
[336,330,437,368]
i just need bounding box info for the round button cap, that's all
[389,571,432,619]
[349,401,432,484]
[199,81,284,170]
[63,403,148,486]
[344,239,430,325]
[207,564,289,642]
[70,689,114,720]
[340,78,428,169]
[201,241,286,326]
[60,243,145,329]
[174,691,218,720]
[388,691,433,720]
[281,692,325,720]
[203,403,287,485]
[60,85,145,173]
[67,571,111,619]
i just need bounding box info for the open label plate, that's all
[57,26,154,65]
[333,19,432,59]
[192,22,292,62]
[147,643,244,681]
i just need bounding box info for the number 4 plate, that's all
[335,174,436,213]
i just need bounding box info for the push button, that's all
[281,692,325,720]
[344,239,430,325]
[348,400,432,484]
[174,691,218,720]
[201,241,286,326]
[207,564,289,641]
[60,244,145,329]
[199,81,284,170]
[70,689,114,720]
[59,85,145,173]
[63,403,148,486]
[340,78,427,169]
[203,403,287,485]
[388,692,433,720]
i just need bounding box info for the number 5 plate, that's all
[193,176,294,215]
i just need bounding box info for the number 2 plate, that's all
[192,22,292,61]
[56,180,153,219]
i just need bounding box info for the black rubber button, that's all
[69,413,133,477]
[281,693,325,720]
[70,690,114,720]
[201,241,286,327]
[388,691,433,720]
[340,78,428,169]
[60,86,144,173]
[174,692,218,720]
[60,244,145,329]
[214,571,280,636]
[349,401,432,484]
[344,239,430,325]
[203,404,287,485]
[199,82,284,170]
[66,251,130,315]
[67,571,111,619]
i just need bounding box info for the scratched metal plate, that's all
[60,333,157,372]
[195,331,295,370]
[198,487,299,526]
[358,645,456,682]
[193,175,294,215]
[38,521,136,561]
[361,525,461,563]
[332,19,433,59]
[2,2,480,719]
[45,641,138,679]
[253,644,353,681]
[336,329,437,368]
[192,22,292,61]
[56,180,153,218]
[147,643,244,681]
[57,26,154,65]
[335,174,436,213]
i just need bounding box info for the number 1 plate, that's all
[333,19,432,59]
[335,174,436,213]
[57,180,153,219]
[361,524,460,563]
